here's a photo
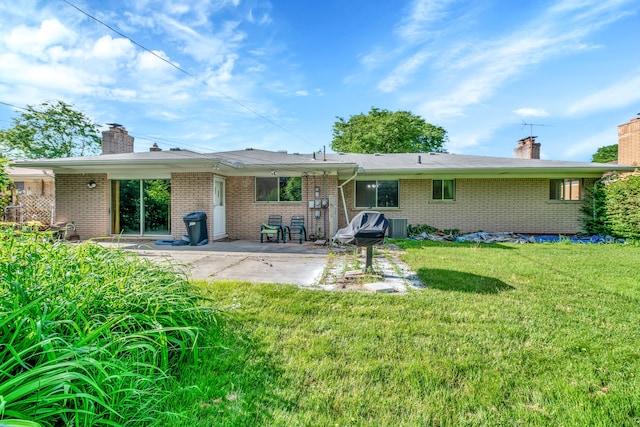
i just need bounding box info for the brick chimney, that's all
[101,123,134,154]
[149,143,162,152]
[514,136,540,159]
[618,117,640,166]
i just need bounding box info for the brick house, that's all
[12,126,633,240]
[618,116,640,166]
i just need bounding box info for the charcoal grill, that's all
[334,211,389,272]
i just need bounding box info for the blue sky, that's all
[0,0,638,161]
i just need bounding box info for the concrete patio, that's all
[96,238,421,291]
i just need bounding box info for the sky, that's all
[0,0,639,162]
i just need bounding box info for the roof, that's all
[324,152,632,178]
[5,166,54,180]
[11,148,632,179]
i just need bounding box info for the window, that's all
[355,180,399,208]
[255,177,302,202]
[550,179,582,200]
[14,182,25,194]
[432,179,455,200]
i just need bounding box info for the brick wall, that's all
[54,174,110,238]
[101,127,134,154]
[53,172,340,241]
[338,178,589,234]
[514,137,541,159]
[618,118,640,166]
[170,172,214,240]
[225,174,338,240]
[55,172,589,240]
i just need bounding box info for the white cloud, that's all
[294,90,308,96]
[248,7,272,25]
[403,0,635,119]
[447,131,481,151]
[205,53,238,85]
[136,50,174,71]
[4,18,76,58]
[377,50,431,92]
[396,0,454,42]
[92,35,136,61]
[156,14,245,64]
[514,108,550,117]
[358,47,388,70]
[566,75,640,116]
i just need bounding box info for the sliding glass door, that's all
[111,179,171,236]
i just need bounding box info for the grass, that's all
[164,240,640,426]
[3,230,638,426]
[0,230,216,426]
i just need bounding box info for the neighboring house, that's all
[618,116,640,166]
[3,166,55,225]
[12,125,635,240]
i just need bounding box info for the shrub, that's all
[0,230,217,426]
[603,174,640,238]
[581,180,610,236]
[407,224,438,236]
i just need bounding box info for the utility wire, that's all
[60,0,317,150]
[0,101,28,111]
[1,99,285,162]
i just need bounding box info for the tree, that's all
[0,101,101,159]
[591,144,618,163]
[331,107,447,154]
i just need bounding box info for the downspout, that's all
[337,168,358,225]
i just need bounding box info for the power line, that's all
[60,0,317,150]
[0,99,293,164]
[0,101,28,111]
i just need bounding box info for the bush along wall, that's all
[603,173,640,238]
[583,173,640,239]
[581,181,609,236]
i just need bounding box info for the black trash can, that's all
[183,212,208,246]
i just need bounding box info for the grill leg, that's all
[364,246,373,273]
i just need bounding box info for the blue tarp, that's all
[411,231,625,244]
[523,234,624,244]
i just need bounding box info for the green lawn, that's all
[163,241,640,426]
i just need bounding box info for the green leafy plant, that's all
[0,230,217,426]
[581,180,610,235]
[603,174,640,238]
[407,224,438,236]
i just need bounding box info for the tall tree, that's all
[0,101,101,159]
[591,144,618,163]
[331,107,447,154]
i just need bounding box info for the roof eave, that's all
[353,165,630,179]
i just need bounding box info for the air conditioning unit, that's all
[387,218,408,239]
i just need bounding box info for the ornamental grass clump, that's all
[0,229,217,426]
